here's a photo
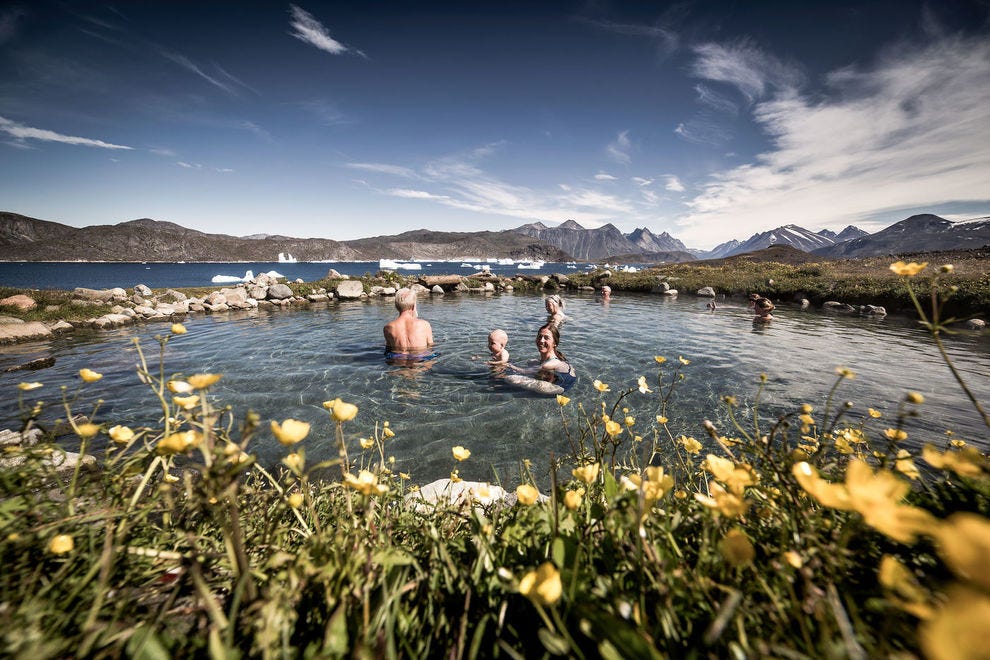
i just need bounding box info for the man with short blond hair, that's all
[384,288,434,352]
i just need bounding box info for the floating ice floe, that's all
[379,259,422,271]
[210,269,284,284]
[278,252,298,263]
[516,260,545,270]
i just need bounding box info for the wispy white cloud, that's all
[289,4,363,57]
[176,161,201,169]
[691,40,803,103]
[579,17,679,58]
[674,116,732,146]
[346,162,419,178]
[693,83,738,115]
[594,172,617,181]
[632,177,653,186]
[299,99,350,126]
[161,51,252,96]
[606,130,632,164]
[388,188,448,200]
[676,35,990,248]
[641,190,659,204]
[663,175,685,192]
[0,115,132,149]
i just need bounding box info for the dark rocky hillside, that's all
[514,220,645,260]
[0,213,567,262]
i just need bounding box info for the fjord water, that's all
[1,293,987,485]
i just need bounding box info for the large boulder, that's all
[335,280,365,300]
[0,294,36,310]
[134,284,153,297]
[220,288,249,307]
[823,301,856,313]
[0,321,53,343]
[326,268,344,279]
[267,283,294,300]
[406,479,510,513]
[73,287,114,303]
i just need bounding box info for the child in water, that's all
[487,329,510,365]
[754,297,775,323]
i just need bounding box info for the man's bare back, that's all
[384,288,434,352]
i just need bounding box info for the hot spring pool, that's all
[1,292,987,485]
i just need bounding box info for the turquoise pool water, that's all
[1,292,987,485]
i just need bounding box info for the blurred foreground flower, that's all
[157,430,204,455]
[452,446,471,461]
[933,512,990,592]
[572,463,600,484]
[623,466,674,507]
[923,444,987,479]
[516,484,539,505]
[556,394,570,406]
[18,382,43,391]
[187,373,222,389]
[720,528,755,567]
[167,380,194,394]
[890,261,928,277]
[48,534,74,555]
[792,460,936,543]
[564,488,584,510]
[170,323,187,334]
[108,425,134,444]
[79,368,103,383]
[271,419,310,445]
[324,398,358,422]
[173,395,199,410]
[593,379,610,392]
[75,423,100,439]
[637,375,652,394]
[920,584,990,660]
[287,492,304,508]
[283,452,303,472]
[344,470,388,496]
[518,562,562,606]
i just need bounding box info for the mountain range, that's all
[0,211,986,264]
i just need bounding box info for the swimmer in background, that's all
[383,287,434,354]
[748,293,762,309]
[544,294,567,326]
[487,329,509,366]
[600,285,611,302]
[754,297,775,323]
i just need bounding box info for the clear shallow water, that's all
[1,293,987,486]
[0,261,589,290]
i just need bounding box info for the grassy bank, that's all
[0,266,988,657]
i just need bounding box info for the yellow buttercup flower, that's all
[382,421,395,438]
[48,534,74,555]
[637,376,652,394]
[654,356,667,364]
[516,484,539,505]
[705,454,755,495]
[564,488,584,510]
[167,380,194,394]
[18,382,43,391]
[879,554,930,613]
[173,395,200,410]
[889,261,928,276]
[678,356,690,365]
[656,415,668,424]
[343,470,388,496]
[784,551,803,569]
[157,430,203,455]
[283,452,304,472]
[940,264,954,274]
[835,367,855,379]
[624,415,635,427]
[572,463,600,484]
[75,422,101,439]
[933,512,990,592]
[923,444,987,478]
[170,323,187,334]
[518,562,562,606]
[187,373,222,389]
[271,419,310,445]
[906,392,925,404]
[287,492,304,508]
[359,437,375,449]
[79,368,103,383]
[919,584,990,660]
[324,399,358,422]
[450,469,462,483]
[593,379,610,392]
[604,420,622,437]
[452,446,471,461]
[868,408,882,418]
[556,394,570,406]
[624,466,674,506]
[895,450,920,480]
[720,528,755,567]
[801,403,813,414]
[108,425,134,443]
[695,481,749,518]
[680,435,702,454]
[884,428,908,442]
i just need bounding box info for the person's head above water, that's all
[545,294,564,314]
[536,322,566,362]
[755,298,775,313]
[394,287,417,313]
[488,329,508,355]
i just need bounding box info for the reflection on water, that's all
[1,293,987,485]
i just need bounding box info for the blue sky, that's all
[1,1,988,250]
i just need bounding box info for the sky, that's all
[1,0,989,250]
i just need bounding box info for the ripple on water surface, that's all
[1,293,987,485]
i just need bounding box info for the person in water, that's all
[383,288,434,353]
[754,297,775,323]
[487,329,509,365]
[544,294,567,326]
[504,323,576,395]
[600,285,611,301]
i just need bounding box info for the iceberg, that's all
[379,259,422,271]
[278,252,298,263]
[210,269,284,284]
